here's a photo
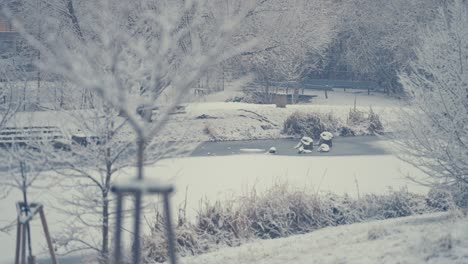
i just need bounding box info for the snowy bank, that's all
[142,182,443,263]
[5,91,402,143]
[180,212,468,264]
[161,91,402,142]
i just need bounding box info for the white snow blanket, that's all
[181,213,468,264]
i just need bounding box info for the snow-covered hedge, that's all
[282,108,384,139]
[282,112,341,139]
[142,184,444,263]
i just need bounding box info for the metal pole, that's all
[163,193,177,264]
[39,208,57,264]
[132,192,142,264]
[26,223,33,261]
[27,255,36,264]
[113,193,124,264]
[14,219,21,264]
[21,223,26,264]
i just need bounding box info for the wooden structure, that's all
[0,126,65,147]
[254,79,383,98]
[274,94,287,108]
[112,181,177,264]
[14,202,57,264]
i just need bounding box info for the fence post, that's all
[112,183,177,264]
[163,193,177,264]
[113,193,124,264]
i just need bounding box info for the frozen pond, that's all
[192,135,390,157]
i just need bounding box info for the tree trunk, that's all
[101,142,113,264]
[222,66,225,91]
[60,89,64,108]
[132,137,145,264]
[37,55,41,106]
[101,191,109,264]
[23,86,26,111]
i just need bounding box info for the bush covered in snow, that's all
[282,108,384,139]
[226,90,274,104]
[367,107,384,134]
[361,189,431,219]
[282,112,341,139]
[347,108,367,127]
[426,187,456,211]
[142,184,444,263]
[347,107,384,135]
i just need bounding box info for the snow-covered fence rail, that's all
[0,126,65,147]
[300,79,379,91]
[251,80,380,91]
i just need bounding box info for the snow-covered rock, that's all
[318,144,330,152]
[295,136,314,154]
[297,145,313,154]
[301,136,314,146]
[320,131,334,141]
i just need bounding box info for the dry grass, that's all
[282,112,342,139]
[282,108,384,139]
[142,183,447,263]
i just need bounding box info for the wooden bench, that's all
[0,126,66,147]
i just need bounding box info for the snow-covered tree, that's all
[0,143,50,237]
[34,106,197,262]
[397,0,468,207]
[9,0,250,262]
[237,0,337,101]
[338,0,439,94]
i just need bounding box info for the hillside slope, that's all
[180,213,468,264]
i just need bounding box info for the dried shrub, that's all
[195,200,245,246]
[283,109,385,139]
[426,187,456,211]
[347,108,367,126]
[367,107,384,134]
[339,126,356,136]
[241,184,322,238]
[359,189,431,219]
[142,185,439,263]
[282,112,341,139]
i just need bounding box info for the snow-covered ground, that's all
[180,212,468,264]
[0,152,428,263]
[0,91,429,263]
[137,154,429,220]
[5,90,404,142]
[162,90,405,141]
